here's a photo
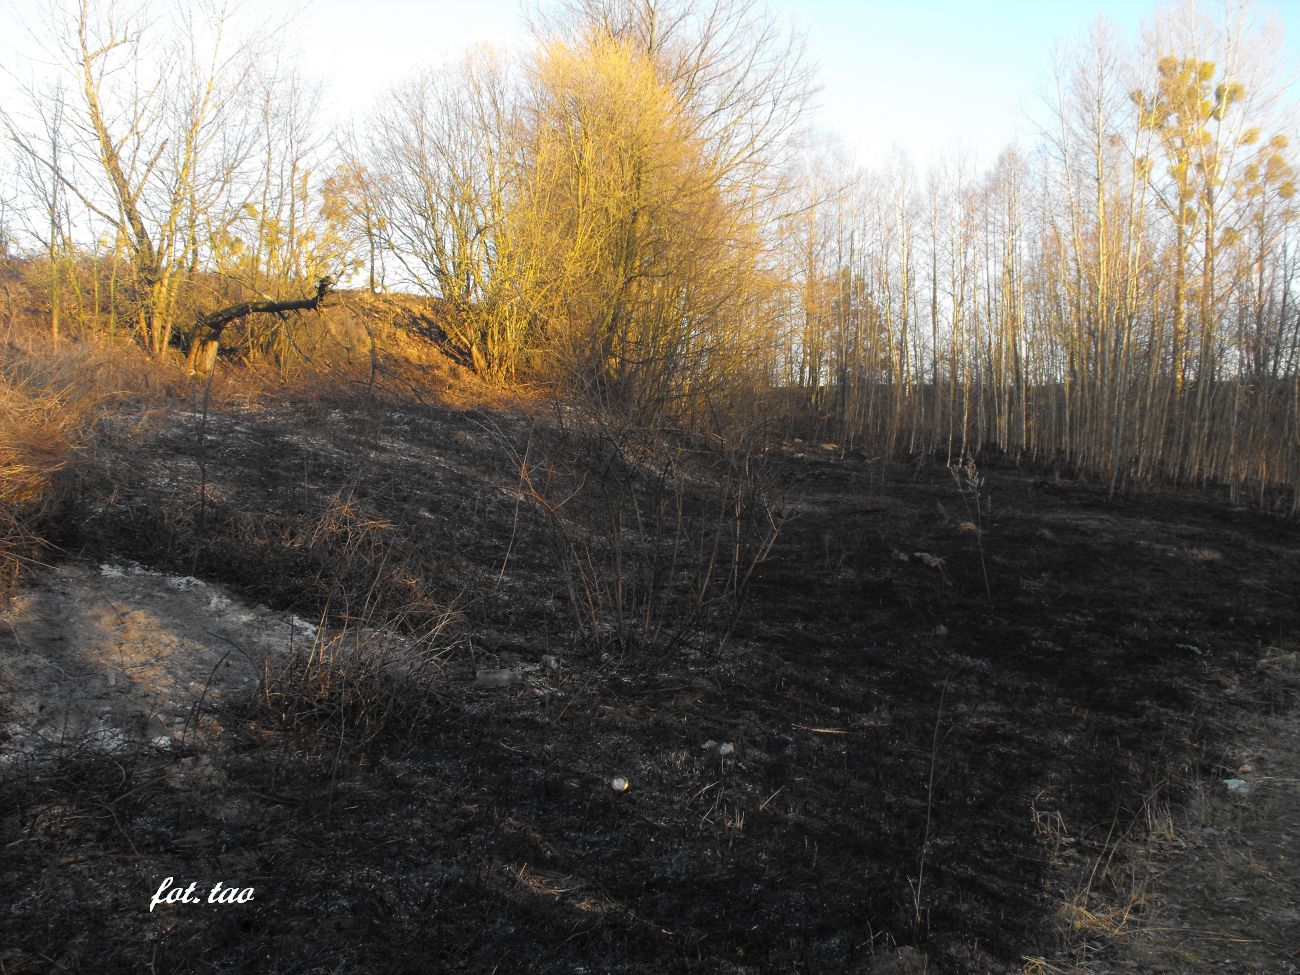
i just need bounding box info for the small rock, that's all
[1223,778,1250,793]
[475,669,521,687]
[718,742,735,756]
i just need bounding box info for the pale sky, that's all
[2,0,1299,174]
[289,0,1300,170]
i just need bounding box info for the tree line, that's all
[778,13,1299,508]
[2,0,1297,510]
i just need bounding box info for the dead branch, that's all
[189,277,334,376]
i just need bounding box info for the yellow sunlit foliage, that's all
[511,29,772,418]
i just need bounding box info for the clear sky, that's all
[3,0,1299,173]
[798,0,1154,167]
[799,0,1299,169]
[286,0,1300,170]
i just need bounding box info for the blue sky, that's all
[287,0,1300,169]
[800,0,1153,166]
[3,0,1298,172]
[798,0,1299,168]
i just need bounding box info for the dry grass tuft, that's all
[0,333,172,588]
[259,609,458,747]
[1035,687,1300,974]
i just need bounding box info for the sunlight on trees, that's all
[765,5,1299,508]
[2,0,349,370]
[1,0,1298,510]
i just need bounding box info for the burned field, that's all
[2,391,1297,974]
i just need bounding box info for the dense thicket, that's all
[2,0,1297,510]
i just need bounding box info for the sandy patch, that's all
[0,561,318,759]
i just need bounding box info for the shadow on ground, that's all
[2,393,1297,973]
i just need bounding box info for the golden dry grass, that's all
[1,358,97,586]
[0,296,500,591]
[0,328,172,588]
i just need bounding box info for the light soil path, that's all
[0,561,316,758]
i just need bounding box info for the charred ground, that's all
[1,382,1298,974]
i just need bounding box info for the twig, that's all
[913,675,953,934]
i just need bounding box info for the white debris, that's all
[288,615,318,639]
[90,725,128,751]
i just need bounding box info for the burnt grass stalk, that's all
[3,387,1299,974]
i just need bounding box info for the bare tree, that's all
[3,0,338,363]
[364,49,524,377]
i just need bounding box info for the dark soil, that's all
[2,390,1298,974]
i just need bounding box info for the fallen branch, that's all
[188,276,334,377]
